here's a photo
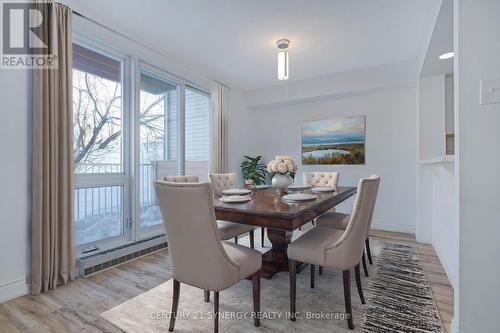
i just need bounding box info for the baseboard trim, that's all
[371,219,415,234]
[416,232,432,244]
[0,278,30,304]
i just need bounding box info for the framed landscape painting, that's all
[302,116,365,165]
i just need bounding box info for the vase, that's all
[272,173,292,192]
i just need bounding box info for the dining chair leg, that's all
[354,264,365,304]
[289,260,297,321]
[310,264,315,289]
[169,279,180,332]
[362,252,369,277]
[261,228,265,247]
[204,290,210,302]
[234,236,238,244]
[319,266,323,275]
[252,271,261,327]
[249,230,255,249]
[214,291,219,333]
[343,270,354,329]
[365,238,373,265]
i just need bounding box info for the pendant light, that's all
[276,39,290,80]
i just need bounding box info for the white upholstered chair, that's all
[316,175,380,276]
[300,172,340,231]
[287,176,380,329]
[210,173,258,248]
[164,175,200,182]
[167,175,256,248]
[154,181,261,333]
[303,171,340,188]
[210,172,238,198]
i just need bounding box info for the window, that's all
[74,186,123,245]
[72,43,129,249]
[73,44,123,174]
[139,72,179,228]
[72,39,212,255]
[185,87,210,181]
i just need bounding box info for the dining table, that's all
[214,186,357,279]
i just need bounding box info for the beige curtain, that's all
[211,84,229,173]
[32,1,75,294]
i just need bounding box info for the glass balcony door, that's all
[134,66,211,240]
[72,41,212,253]
[185,87,210,181]
[72,42,131,255]
[136,67,180,239]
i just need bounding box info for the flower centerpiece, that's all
[267,155,298,191]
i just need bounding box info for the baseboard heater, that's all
[77,236,167,277]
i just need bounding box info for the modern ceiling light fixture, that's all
[276,39,290,80]
[439,52,454,60]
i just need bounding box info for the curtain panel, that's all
[211,84,229,173]
[31,1,75,294]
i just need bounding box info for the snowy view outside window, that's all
[139,72,178,228]
[73,43,124,246]
[72,44,210,247]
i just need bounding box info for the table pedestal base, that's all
[261,228,306,279]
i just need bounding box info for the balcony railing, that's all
[74,160,208,245]
[74,163,156,223]
[74,160,208,222]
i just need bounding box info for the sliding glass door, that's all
[185,87,210,181]
[72,43,130,254]
[137,70,179,236]
[72,42,211,254]
[135,66,211,240]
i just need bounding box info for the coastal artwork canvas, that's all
[302,116,365,165]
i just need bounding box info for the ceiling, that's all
[68,0,441,90]
[420,0,453,77]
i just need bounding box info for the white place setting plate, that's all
[219,195,252,204]
[286,184,311,191]
[252,184,269,190]
[311,186,336,193]
[221,188,251,196]
[282,193,318,202]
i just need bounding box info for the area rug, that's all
[101,242,443,332]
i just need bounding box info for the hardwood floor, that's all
[0,230,454,333]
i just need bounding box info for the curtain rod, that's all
[69,8,231,90]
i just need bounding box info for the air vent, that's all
[77,236,167,277]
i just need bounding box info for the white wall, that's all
[416,74,448,244]
[456,0,500,331]
[431,163,458,287]
[417,162,459,283]
[416,72,459,284]
[416,165,434,243]
[445,75,455,135]
[419,75,446,161]
[227,88,258,177]
[417,66,459,332]
[246,60,419,109]
[0,69,32,302]
[230,87,418,233]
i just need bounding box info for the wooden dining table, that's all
[214,186,357,279]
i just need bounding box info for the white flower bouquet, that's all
[267,155,298,177]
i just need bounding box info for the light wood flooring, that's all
[0,230,454,333]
